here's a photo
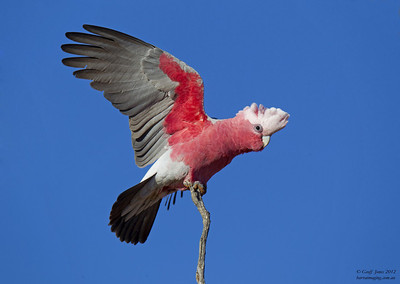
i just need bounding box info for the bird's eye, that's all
[254,124,263,133]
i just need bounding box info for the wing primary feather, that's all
[65,32,115,46]
[61,44,106,57]
[83,24,155,48]
[62,57,99,68]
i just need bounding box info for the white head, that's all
[241,103,290,147]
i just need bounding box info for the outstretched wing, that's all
[62,25,211,167]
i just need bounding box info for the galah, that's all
[62,25,289,245]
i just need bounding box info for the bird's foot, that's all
[184,181,207,196]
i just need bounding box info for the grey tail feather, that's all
[109,176,160,244]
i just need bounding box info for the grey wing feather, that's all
[61,25,181,168]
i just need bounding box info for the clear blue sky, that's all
[1,1,399,283]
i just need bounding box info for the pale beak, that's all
[262,136,271,148]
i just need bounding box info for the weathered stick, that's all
[189,185,211,284]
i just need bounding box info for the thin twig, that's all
[189,185,211,284]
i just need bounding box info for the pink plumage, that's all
[62,25,289,244]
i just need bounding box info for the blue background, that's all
[1,1,399,283]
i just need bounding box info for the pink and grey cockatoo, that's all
[62,25,289,245]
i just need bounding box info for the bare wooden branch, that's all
[189,184,211,284]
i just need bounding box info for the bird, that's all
[61,25,289,245]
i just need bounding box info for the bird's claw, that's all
[184,181,207,196]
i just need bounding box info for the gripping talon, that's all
[184,181,207,195]
[193,181,204,195]
[183,180,192,188]
[190,181,207,196]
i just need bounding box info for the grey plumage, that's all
[61,24,196,168]
[62,25,202,244]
